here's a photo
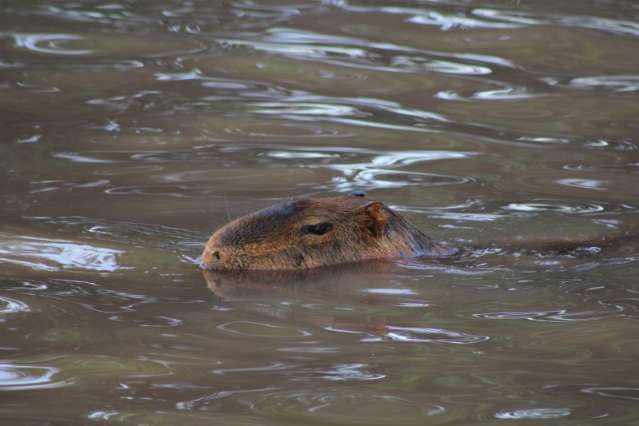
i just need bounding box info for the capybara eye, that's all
[301,222,333,236]
[213,251,221,260]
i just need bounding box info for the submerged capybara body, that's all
[201,193,455,271]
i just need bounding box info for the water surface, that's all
[1,0,639,424]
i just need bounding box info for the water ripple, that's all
[568,75,639,92]
[291,363,385,382]
[474,309,613,322]
[0,234,124,272]
[391,55,491,75]
[216,27,511,77]
[25,216,201,254]
[559,15,639,38]
[354,325,489,344]
[0,363,71,391]
[176,386,279,411]
[333,169,471,190]
[212,362,290,375]
[503,201,606,214]
[325,149,475,190]
[495,408,571,420]
[408,12,519,30]
[52,152,113,164]
[557,178,607,191]
[363,288,418,296]
[236,389,447,424]
[6,33,92,56]
[248,94,448,129]
[0,296,31,316]
[437,86,542,101]
[581,386,639,401]
[218,321,311,338]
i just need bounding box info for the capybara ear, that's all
[363,201,387,237]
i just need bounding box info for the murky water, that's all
[1,0,639,424]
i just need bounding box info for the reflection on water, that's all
[0,233,124,272]
[0,363,71,391]
[495,408,572,420]
[0,296,30,316]
[1,0,639,424]
[8,33,92,56]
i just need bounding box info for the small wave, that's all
[568,75,639,92]
[495,408,571,419]
[358,325,489,344]
[391,55,492,75]
[503,201,605,214]
[0,296,31,316]
[558,16,639,39]
[0,234,124,272]
[290,363,386,382]
[474,309,611,322]
[6,33,92,56]
[408,11,521,30]
[581,386,639,401]
[0,364,71,391]
[324,149,474,190]
[218,321,312,338]
[52,152,113,164]
[232,388,447,424]
[363,288,418,296]
[557,178,608,191]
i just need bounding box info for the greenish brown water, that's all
[1,1,639,424]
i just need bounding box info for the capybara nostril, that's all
[201,245,225,270]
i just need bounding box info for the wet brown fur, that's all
[201,194,455,271]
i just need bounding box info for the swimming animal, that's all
[201,192,455,271]
[201,192,639,272]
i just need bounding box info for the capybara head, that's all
[201,193,450,271]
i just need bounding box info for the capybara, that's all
[201,193,455,271]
